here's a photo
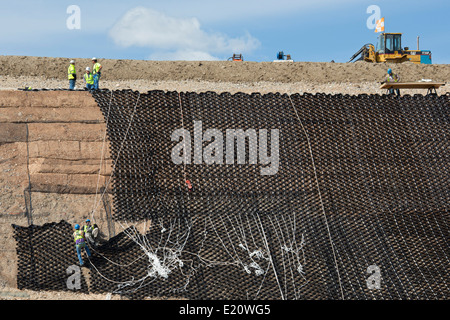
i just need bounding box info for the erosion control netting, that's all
[12,221,89,293]
[14,90,449,299]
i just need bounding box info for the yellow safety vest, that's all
[68,64,76,80]
[73,230,85,245]
[84,225,93,233]
[386,74,399,83]
[84,72,94,84]
[93,62,102,74]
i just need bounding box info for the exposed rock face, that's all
[0,91,110,197]
[0,90,113,288]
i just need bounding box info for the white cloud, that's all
[108,7,261,60]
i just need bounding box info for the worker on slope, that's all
[92,57,102,90]
[73,224,91,267]
[383,68,401,96]
[84,67,95,91]
[68,60,77,90]
[83,219,100,247]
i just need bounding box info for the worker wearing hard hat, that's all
[92,57,102,90]
[384,68,401,96]
[68,60,76,90]
[73,224,91,267]
[83,219,100,247]
[84,67,95,91]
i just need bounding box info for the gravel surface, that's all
[1,76,449,96]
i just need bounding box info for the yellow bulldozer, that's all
[348,32,432,64]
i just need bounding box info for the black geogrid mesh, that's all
[13,90,449,299]
[12,220,89,293]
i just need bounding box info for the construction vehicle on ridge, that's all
[228,54,243,61]
[349,32,432,64]
[273,51,293,62]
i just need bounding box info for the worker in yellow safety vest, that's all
[92,57,102,90]
[84,67,95,91]
[68,60,76,90]
[73,224,91,266]
[383,68,401,96]
[83,219,100,246]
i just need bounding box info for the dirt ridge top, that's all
[1,55,449,84]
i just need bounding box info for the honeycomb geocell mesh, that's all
[12,220,89,293]
[13,89,449,299]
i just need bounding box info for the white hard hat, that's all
[70,60,75,64]
[86,67,90,71]
[92,57,97,60]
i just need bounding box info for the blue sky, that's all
[1,0,449,63]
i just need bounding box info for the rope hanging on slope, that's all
[287,94,345,300]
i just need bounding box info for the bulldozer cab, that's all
[376,33,402,54]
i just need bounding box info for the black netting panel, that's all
[13,90,449,299]
[12,220,89,293]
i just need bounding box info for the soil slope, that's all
[0,55,448,300]
[0,55,449,95]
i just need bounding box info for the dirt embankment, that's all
[1,55,450,83]
[0,90,117,299]
[0,55,449,95]
[0,56,449,300]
